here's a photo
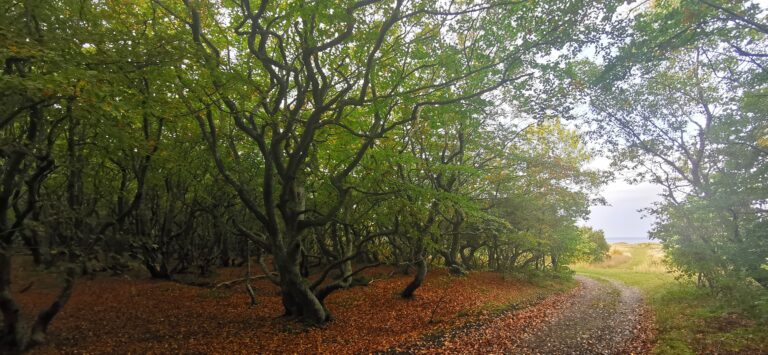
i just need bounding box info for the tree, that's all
[158,0,616,323]
[576,227,610,263]
[583,0,768,288]
[0,0,619,347]
[1,1,85,350]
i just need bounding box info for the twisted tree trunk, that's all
[401,255,427,299]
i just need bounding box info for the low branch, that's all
[315,262,381,302]
[310,225,397,291]
[232,220,270,251]
[214,274,278,289]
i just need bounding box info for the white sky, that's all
[587,180,662,243]
[581,157,664,243]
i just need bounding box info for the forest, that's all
[0,0,766,353]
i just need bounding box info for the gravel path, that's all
[395,275,652,354]
[507,275,645,354]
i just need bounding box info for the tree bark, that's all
[0,249,23,352]
[276,256,327,324]
[401,255,427,299]
[551,254,559,270]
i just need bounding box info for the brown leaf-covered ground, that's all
[397,275,655,354]
[11,259,571,354]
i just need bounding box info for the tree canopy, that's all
[1,0,765,352]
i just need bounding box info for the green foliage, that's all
[575,227,610,263]
[582,0,768,291]
[0,0,615,344]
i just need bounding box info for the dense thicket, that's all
[0,0,617,351]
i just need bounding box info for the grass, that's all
[570,243,768,354]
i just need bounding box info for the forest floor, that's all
[11,258,576,354]
[11,246,767,354]
[572,243,768,354]
[396,275,654,354]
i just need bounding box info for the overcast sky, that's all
[580,157,664,243]
[586,181,663,243]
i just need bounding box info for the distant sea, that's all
[606,236,655,244]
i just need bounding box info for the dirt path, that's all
[397,275,653,354]
[507,275,647,354]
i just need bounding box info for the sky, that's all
[587,180,663,243]
[581,157,664,244]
